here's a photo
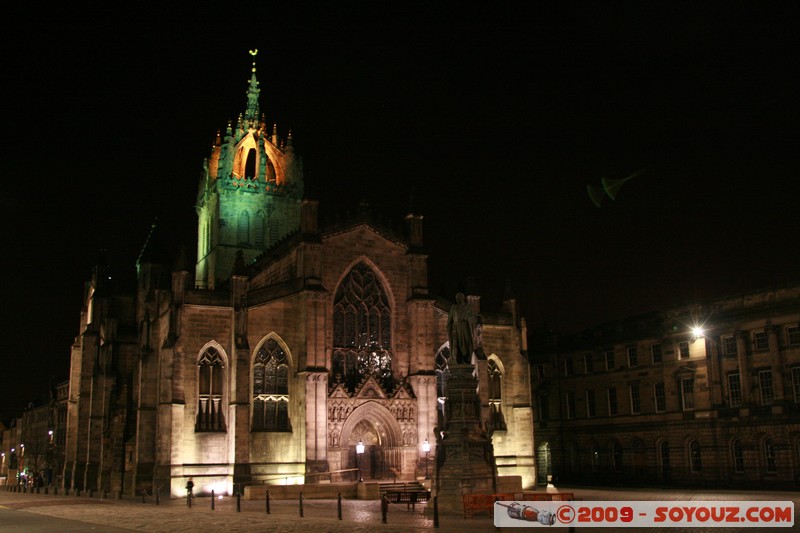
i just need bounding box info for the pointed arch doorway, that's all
[341,403,403,481]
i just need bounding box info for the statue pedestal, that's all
[434,364,496,514]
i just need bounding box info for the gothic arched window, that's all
[252,338,290,431]
[332,263,392,392]
[196,347,226,432]
[254,211,266,247]
[487,359,506,431]
[238,211,250,245]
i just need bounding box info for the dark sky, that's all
[2,2,799,416]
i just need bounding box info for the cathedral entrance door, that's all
[350,420,382,481]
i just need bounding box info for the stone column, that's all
[434,364,497,514]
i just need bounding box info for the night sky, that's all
[2,2,799,417]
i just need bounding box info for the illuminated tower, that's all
[196,50,304,289]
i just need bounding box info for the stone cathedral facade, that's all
[62,57,535,497]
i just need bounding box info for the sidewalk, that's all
[0,488,494,532]
[3,485,799,532]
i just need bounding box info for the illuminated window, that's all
[196,347,226,432]
[679,341,690,359]
[689,440,702,472]
[728,373,742,406]
[252,339,290,431]
[332,263,393,392]
[759,370,774,405]
[650,343,662,364]
[732,439,744,473]
[654,382,666,412]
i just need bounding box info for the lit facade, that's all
[532,284,800,489]
[62,56,535,497]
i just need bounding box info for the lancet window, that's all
[196,347,226,432]
[332,263,393,392]
[252,338,290,431]
[487,358,507,431]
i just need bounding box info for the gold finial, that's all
[249,49,258,73]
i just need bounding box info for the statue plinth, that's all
[434,363,496,514]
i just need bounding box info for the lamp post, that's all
[356,441,364,482]
[422,439,431,479]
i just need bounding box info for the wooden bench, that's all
[462,492,574,518]
[384,490,431,510]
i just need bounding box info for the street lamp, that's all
[422,439,431,479]
[356,441,365,482]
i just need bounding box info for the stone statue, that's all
[447,292,477,364]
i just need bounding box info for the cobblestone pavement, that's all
[1,485,799,532]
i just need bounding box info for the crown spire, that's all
[244,49,260,124]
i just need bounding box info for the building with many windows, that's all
[532,284,800,489]
[61,55,534,498]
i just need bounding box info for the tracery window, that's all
[252,338,290,431]
[332,263,393,392]
[196,347,226,432]
[487,359,506,431]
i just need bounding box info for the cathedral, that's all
[62,55,534,498]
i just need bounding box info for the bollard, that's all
[155,486,159,505]
[53,487,58,495]
[44,487,48,495]
[211,490,215,510]
[187,492,192,508]
[299,492,304,517]
[36,486,41,494]
[265,490,270,514]
[381,494,388,524]
[142,490,147,503]
[89,489,94,498]
[337,492,342,520]
[76,489,81,497]
[433,496,439,528]
[237,492,241,512]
